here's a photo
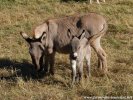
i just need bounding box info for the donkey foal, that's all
[69,31,91,84]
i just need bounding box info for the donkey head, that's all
[20,32,46,72]
[67,29,86,59]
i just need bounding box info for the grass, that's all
[0,0,133,99]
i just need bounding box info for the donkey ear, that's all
[78,30,86,40]
[39,32,47,43]
[67,29,71,38]
[20,32,32,43]
[67,29,75,39]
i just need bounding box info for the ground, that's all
[0,0,133,99]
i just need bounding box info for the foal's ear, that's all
[20,32,32,43]
[78,30,86,40]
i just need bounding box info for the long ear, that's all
[77,30,86,40]
[67,29,71,38]
[20,32,32,43]
[38,32,47,43]
[67,29,74,39]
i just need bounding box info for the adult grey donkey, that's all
[20,13,108,82]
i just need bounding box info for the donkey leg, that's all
[85,45,91,79]
[76,55,84,83]
[70,59,77,85]
[103,0,105,2]
[98,58,102,70]
[100,48,107,73]
[91,36,108,74]
[44,55,49,73]
[49,52,55,75]
[89,0,92,4]
[97,0,100,4]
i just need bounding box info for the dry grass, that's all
[0,0,133,99]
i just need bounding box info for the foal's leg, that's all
[77,59,84,83]
[70,58,77,85]
[76,49,85,83]
[85,45,91,79]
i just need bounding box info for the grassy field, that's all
[0,0,133,99]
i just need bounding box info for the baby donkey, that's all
[68,30,91,85]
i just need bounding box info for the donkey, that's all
[68,29,91,84]
[89,0,105,4]
[20,12,108,82]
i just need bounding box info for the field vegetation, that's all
[0,0,133,99]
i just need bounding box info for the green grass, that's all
[0,0,133,99]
